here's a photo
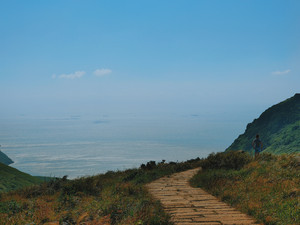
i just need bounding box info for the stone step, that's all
[146,168,259,225]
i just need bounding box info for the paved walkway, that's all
[146,168,258,225]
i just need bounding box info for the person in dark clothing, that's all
[252,134,263,159]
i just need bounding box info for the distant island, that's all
[226,93,300,154]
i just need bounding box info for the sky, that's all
[0,0,299,120]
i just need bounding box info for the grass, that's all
[2,151,299,224]
[190,152,300,225]
[0,158,201,224]
[0,163,43,193]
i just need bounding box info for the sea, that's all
[0,113,244,179]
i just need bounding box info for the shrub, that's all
[140,161,157,170]
[200,151,252,170]
[65,176,102,196]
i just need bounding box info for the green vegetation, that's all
[226,93,300,154]
[0,151,13,165]
[191,151,300,225]
[0,159,201,224]
[0,163,42,193]
[34,176,58,182]
[200,151,252,170]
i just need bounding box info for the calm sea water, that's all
[0,113,241,178]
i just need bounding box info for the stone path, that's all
[146,168,258,225]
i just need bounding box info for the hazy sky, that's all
[1,0,299,119]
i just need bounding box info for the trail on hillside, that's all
[146,168,258,225]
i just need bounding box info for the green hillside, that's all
[0,163,42,193]
[226,94,300,154]
[0,151,14,165]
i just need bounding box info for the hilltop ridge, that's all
[226,94,300,154]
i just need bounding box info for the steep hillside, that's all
[226,94,300,154]
[0,150,14,165]
[0,163,42,193]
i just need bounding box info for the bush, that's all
[200,151,252,170]
[64,176,102,196]
[140,161,157,170]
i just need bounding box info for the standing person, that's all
[252,134,263,159]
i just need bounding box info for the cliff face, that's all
[226,94,300,154]
[0,150,14,165]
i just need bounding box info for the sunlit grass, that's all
[190,152,300,225]
[0,159,201,224]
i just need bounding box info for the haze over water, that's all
[1,113,245,178]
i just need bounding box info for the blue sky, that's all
[0,0,299,119]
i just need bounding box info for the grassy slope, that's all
[0,159,201,224]
[0,151,14,165]
[265,120,300,154]
[0,163,42,193]
[226,94,300,154]
[190,152,300,225]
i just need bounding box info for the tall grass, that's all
[191,152,300,225]
[0,158,201,224]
